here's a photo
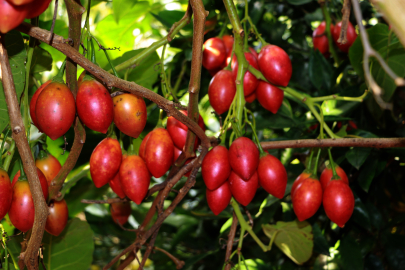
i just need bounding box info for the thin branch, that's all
[81,198,128,204]
[224,212,238,270]
[154,246,185,269]
[338,0,351,44]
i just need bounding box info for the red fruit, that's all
[290,171,311,198]
[12,168,49,200]
[0,168,12,221]
[206,181,232,215]
[228,137,259,181]
[30,80,52,132]
[110,201,131,225]
[35,150,62,186]
[26,0,52,19]
[320,165,349,190]
[332,21,357,53]
[256,81,284,114]
[232,52,260,97]
[323,180,355,227]
[167,110,206,150]
[90,137,122,188]
[312,21,331,56]
[222,35,234,55]
[203,37,227,71]
[76,77,114,133]
[0,0,28,33]
[8,180,35,232]
[257,153,287,199]
[35,81,76,140]
[119,155,150,205]
[245,92,256,103]
[139,128,174,178]
[45,199,68,236]
[109,173,126,199]
[292,177,322,221]
[113,94,147,138]
[258,45,292,87]
[249,47,259,59]
[208,70,236,115]
[173,146,193,177]
[6,0,33,5]
[202,145,231,190]
[229,171,258,206]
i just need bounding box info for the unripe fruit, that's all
[36,150,62,186]
[203,37,227,71]
[202,145,231,190]
[113,94,147,138]
[30,80,52,132]
[257,153,287,199]
[208,70,236,115]
[45,199,69,236]
[323,180,355,227]
[0,168,12,221]
[228,137,259,181]
[292,177,322,221]
[229,171,258,206]
[256,81,284,114]
[110,201,131,225]
[206,181,232,215]
[258,45,292,87]
[320,165,349,190]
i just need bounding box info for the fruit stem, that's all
[54,58,67,82]
[320,3,340,65]
[2,140,15,172]
[244,109,265,155]
[128,137,142,156]
[327,148,340,180]
[18,158,27,180]
[312,148,322,178]
[230,198,269,252]
[106,123,117,140]
[119,131,125,151]
[306,149,315,172]
[0,127,10,169]
[156,109,164,128]
[90,39,97,65]
[37,149,48,160]
[91,35,120,78]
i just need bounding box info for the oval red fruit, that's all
[208,70,236,115]
[26,0,52,19]
[110,201,131,225]
[0,168,12,221]
[113,94,147,138]
[292,177,322,221]
[256,81,284,114]
[320,165,349,190]
[249,47,259,59]
[229,171,258,206]
[232,52,259,97]
[203,37,226,71]
[258,45,292,87]
[323,180,354,227]
[202,145,231,190]
[36,151,62,186]
[0,0,28,34]
[222,35,234,55]
[6,0,33,5]
[245,92,256,103]
[109,173,126,199]
[290,171,311,198]
[45,199,69,236]
[228,137,259,181]
[257,153,287,199]
[312,21,330,56]
[8,181,35,232]
[30,80,52,132]
[12,168,49,200]
[332,21,357,53]
[206,181,232,215]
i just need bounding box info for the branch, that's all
[81,198,128,204]
[154,246,185,269]
[0,35,48,270]
[338,0,351,44]
[224,212,238,270]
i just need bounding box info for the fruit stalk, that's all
[320,3,340,65]
[327,148,340,180]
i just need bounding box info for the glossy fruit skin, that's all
[6,0,33,5]
[245,92,256,103]
[26,0,52,19]
[8,180,35,232]
[109,173,126,199]
[323,180,354,227]
[90,137,122,188]
[167,110,205,150]
[173,146,192,177]
[76,78,114,133]
[12,168,49,200]
[228,137,259,181]
[203,37,226,71]
[232,52,259,97]
[0,168,12,221]
[290,171,311,198]
[0,0,28,33]
[229,171,258,206]
[30,80,52,132]
[206,181,232,215]
[258,45,292,87]
[119,155,150,205]
[208,70,236,115]
[256,81,284,114]
[332,21,357,53]
[35,81,76,140]
[292,177,323,221]
[36,151,62,186]
[312,21,330,56]
[222,35,234,55]
[139,128,174,178]
[249,47,259,59]
[257,153,287,199]
[110,201,131,225]
[320,165,349,190]
[45,199,68,236]
[202,145,231,190]
[113,94,147,138]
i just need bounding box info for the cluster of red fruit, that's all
[0,0,52,33]
[291,164,354,227]
[202,137,287,215]
[203,36,292,115]
[0,150,68,236]
[312,21,357,56]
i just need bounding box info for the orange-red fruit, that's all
[113,94,147,138]
[229,171,258,206]
[90,137,122,188]
[203,37,226,71]
[256,81,284,114]
[232,52,260,97]
[257,153,287,199]
[312,21,331,56]
[109,173,126,199]
[119,155,150,205]
[36,151,62,186]
[323,180,355,227]
[26,0,52,19]
[30,80,52,132]
[258,45,292,87]
[206,181,232,215]
[110,201,131,225]
[245,92,256,103]
[35,81,76,140]
[292,177,322,221]
[320,165,349,190]
[0,168,12,220]
[290,171,311,198]
[139,128,174,178]
[228,137,259,181]
[332,21,357,53]
[76,78,114,133]
[6,0,33,5]
[222,35,234,55]
[8,181,35,232]
[208,70,236,115]
[202,145,231,190]
[12,168,49,200]
[0,0,28,33]
[173,146,193,177]
[45,199,69,236]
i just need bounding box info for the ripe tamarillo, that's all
[35,150,62,186]
[332,21,357,53]
[109,173,126,199]
[202,37,227,71]
[25,0,53,19]
[323,180,355,227]
[258,45,292,87]
[0,168,12,221]
[257,153,287,199]
[119,155,150,205]
[245,92,256,103]
[256,81,284,114]
[249,47,259,59]
[45,199,69,236]
[173,146,193,177]
[110,201,132,225]
[0,0,28,33]
[232,51,260,97]
[202,145,231,190]
[312,21,332,56]
[76,76,114,133]
[12,168,49,200]
[206,181,232,215]
[30,80,52,132]
[228,137,259,181]
[290,171,311,197]
[7,0,33,5]
[229,171,258,206]
[292,177,322,221]
[222,35,234,55]
[320,165,349,190]
[90,137,122,188]
[208,70,236,115]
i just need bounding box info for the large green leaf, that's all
[113,0,138,23]
[339,235,364,270]
[40,218,94,270]
[262,220,313,265]
[345,147,371,170]
[308,50,333,94]
[31,46,53,74]
[0,30,26,133]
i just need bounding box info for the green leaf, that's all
[287,0,313,5]
[308,50,333,94]
[262,220,313,265]
[312,223,330,256]
[151,10,187,29]
[0,30,26,133]
[220,217,233,234]
[357,158,378,192]
[339,235,364,270]
[113,0,138,23]
[236,258,269,270]
[40,218,94,270]
[351,192,371,230]
[31,46,53,74]
[345,147,372,170]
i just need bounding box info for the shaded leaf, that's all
[308,50,333,94]
[345,147,371,170]
[312,223,330,256]
[31,46,53,73]
[287,0,313,5]
[339,235,364,270]
[365,254,385,270]
[351,192,371,230]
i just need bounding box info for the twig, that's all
[243,207,253,227]
[338,0,351,44]
[81,198,128,204]
[224,212,238,270]
[48,0,59,44]
[154,246,185,269]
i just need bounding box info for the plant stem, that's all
[321,3,340,65]
[3,140,15,172]
[310,90,368,102]
[0,128,10,168]
[327,148,340,180]
[0,224,8,270]
[312,148,322,177]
